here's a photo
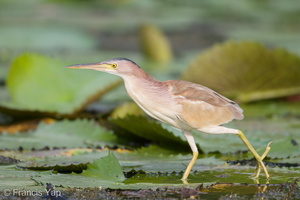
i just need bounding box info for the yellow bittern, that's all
[67,58,271,181]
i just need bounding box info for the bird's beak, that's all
[66,62,116,71]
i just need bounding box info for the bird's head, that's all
[66,58,141,77]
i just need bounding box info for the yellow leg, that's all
[182,131,198,181]
[253,141,272,178]
[181,151,199,181]
[237,130,270,179]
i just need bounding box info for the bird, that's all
[66,57,271,181]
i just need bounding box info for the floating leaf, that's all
[17,150,109,173]
[0,165,44,190]
[82,151,125,181]
[182,41,300,102]
[17,151,126,181]
[0,148,101,163]
[257,138,300,159]
[0,119,120,150]
[110,115,189,151]
[31,152,126,188]
[0,53,120,116]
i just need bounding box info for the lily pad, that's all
[82,151,125,182]
[257,138,300,159]
[31,152,126,187]
[17,150,110,173]
[182,41,300,102]
[110,115,189,151]
[0,53,120,116]
[0,165,44,190]
[0,119,120,150]
[0,152,125,190]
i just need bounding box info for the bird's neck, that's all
[121,68,161,87]
[121,68,166,101]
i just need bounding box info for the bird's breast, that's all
[123,79,180,127]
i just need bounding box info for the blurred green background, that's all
[1,0,300,77]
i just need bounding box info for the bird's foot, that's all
[237,131,272,179]
[181,179,189,184]
[252,142,272,179]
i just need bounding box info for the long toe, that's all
[252,164,261,178]
[253,142,272,179]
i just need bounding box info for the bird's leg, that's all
[198,126,271,179]
[182,131,198,181]
[253,141,272,178]
[237,130,270,179]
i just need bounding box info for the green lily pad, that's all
[0,53,120,116]
[257,138,300,159]
[31,152,126,187]
[82,151,125,182]
[0,119,120,150]
[0,148,100,162]
[182,41,300,103]
[0,152,125,190]
[0,165,44,190]
[17,150,110,173]
[110,115,189,151]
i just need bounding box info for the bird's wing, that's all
[165,80,244,129]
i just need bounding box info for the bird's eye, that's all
[112,63,117,68]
